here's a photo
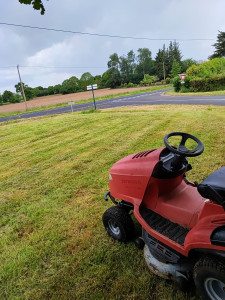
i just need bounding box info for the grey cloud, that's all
[0,0,225,93]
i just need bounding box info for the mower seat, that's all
[197,167,225,208]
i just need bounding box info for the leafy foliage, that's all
[1,90,22,104]
[79,72,95,90]
[184,76,191,89]
[24,87,35,100]
[170,59,181,78]
[61,76,81,94]
[18,0,46,14]
[187,58,225,77]
[189,74,225,92]
[140,74,156,86]
[173,76,181,92]
[136,48,155,76]
[107,68,121,88]
[181,59,197,73]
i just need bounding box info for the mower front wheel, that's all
[102,206,134,242]
[193,256,225,300]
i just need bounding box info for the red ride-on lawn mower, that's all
[102,132,225,299]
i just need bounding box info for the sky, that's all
[0,0,225,94]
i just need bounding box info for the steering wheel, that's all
[164,132,204,157]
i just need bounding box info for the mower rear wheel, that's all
[102,206,134,242]
[193,256,225,300]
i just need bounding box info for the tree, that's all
[101,71,111,88]
[155,42,182,79]
[107,68,121,88]
[94,75,102,88]
[155,45,168,80]
[209,31,225,59]
[119,56,130,83]
[136,48,154,76]
[53,84,62,94]
[24,87,35,100]
[170,59,181,78]
[0,94,3,105]
[107,53,121,88]
[61,76,81,94]
[47,86,54,95]
[80,72,95,90]
[2,91,16,103]
[107,53,120,69]
[12,94,22,103]
[181,59,197,73]
[167,41,182,75]
[15,82,28,93]
[119,50,137,83]
[18,0,46,15]
[127,50,136,74]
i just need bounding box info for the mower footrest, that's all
[140,208,190,246]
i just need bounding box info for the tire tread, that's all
[102,206,134,242]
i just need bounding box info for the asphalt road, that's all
[1,89,225,123]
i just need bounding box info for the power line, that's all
[0,66,105,68]
[0,22,215,41]
[21,66,106,69]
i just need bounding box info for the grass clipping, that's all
[1,105,225,299]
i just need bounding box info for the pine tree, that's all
[167,41,182,73]
[170,59,181,78]
[155,45,169,80]
[209,31,225,59]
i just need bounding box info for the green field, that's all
[1,105,225,299]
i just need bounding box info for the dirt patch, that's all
[0,86,157,113]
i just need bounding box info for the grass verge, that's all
[1,104,224,299]
[0,85,171,118]
[165,89,225,96]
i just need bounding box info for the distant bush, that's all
[173,76,181,92]
[127,82,135,88]
[180,86,190,93]
[1,90,22,104]
[120,83,128,88]
[140,74,156,86]
[166,77,171,84]
[184,76,191,89]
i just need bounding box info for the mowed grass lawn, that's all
[1,105,225,300]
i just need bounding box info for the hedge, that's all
[189,74,225,92]
[173,74,225,93]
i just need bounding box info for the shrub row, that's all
[173,74,225,92]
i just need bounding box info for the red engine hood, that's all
[109,148,163,204]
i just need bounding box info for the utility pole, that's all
[162,61,166,82]
[17,65,28,110]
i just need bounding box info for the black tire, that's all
[193,256,225,300]
[102,206,134,242]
